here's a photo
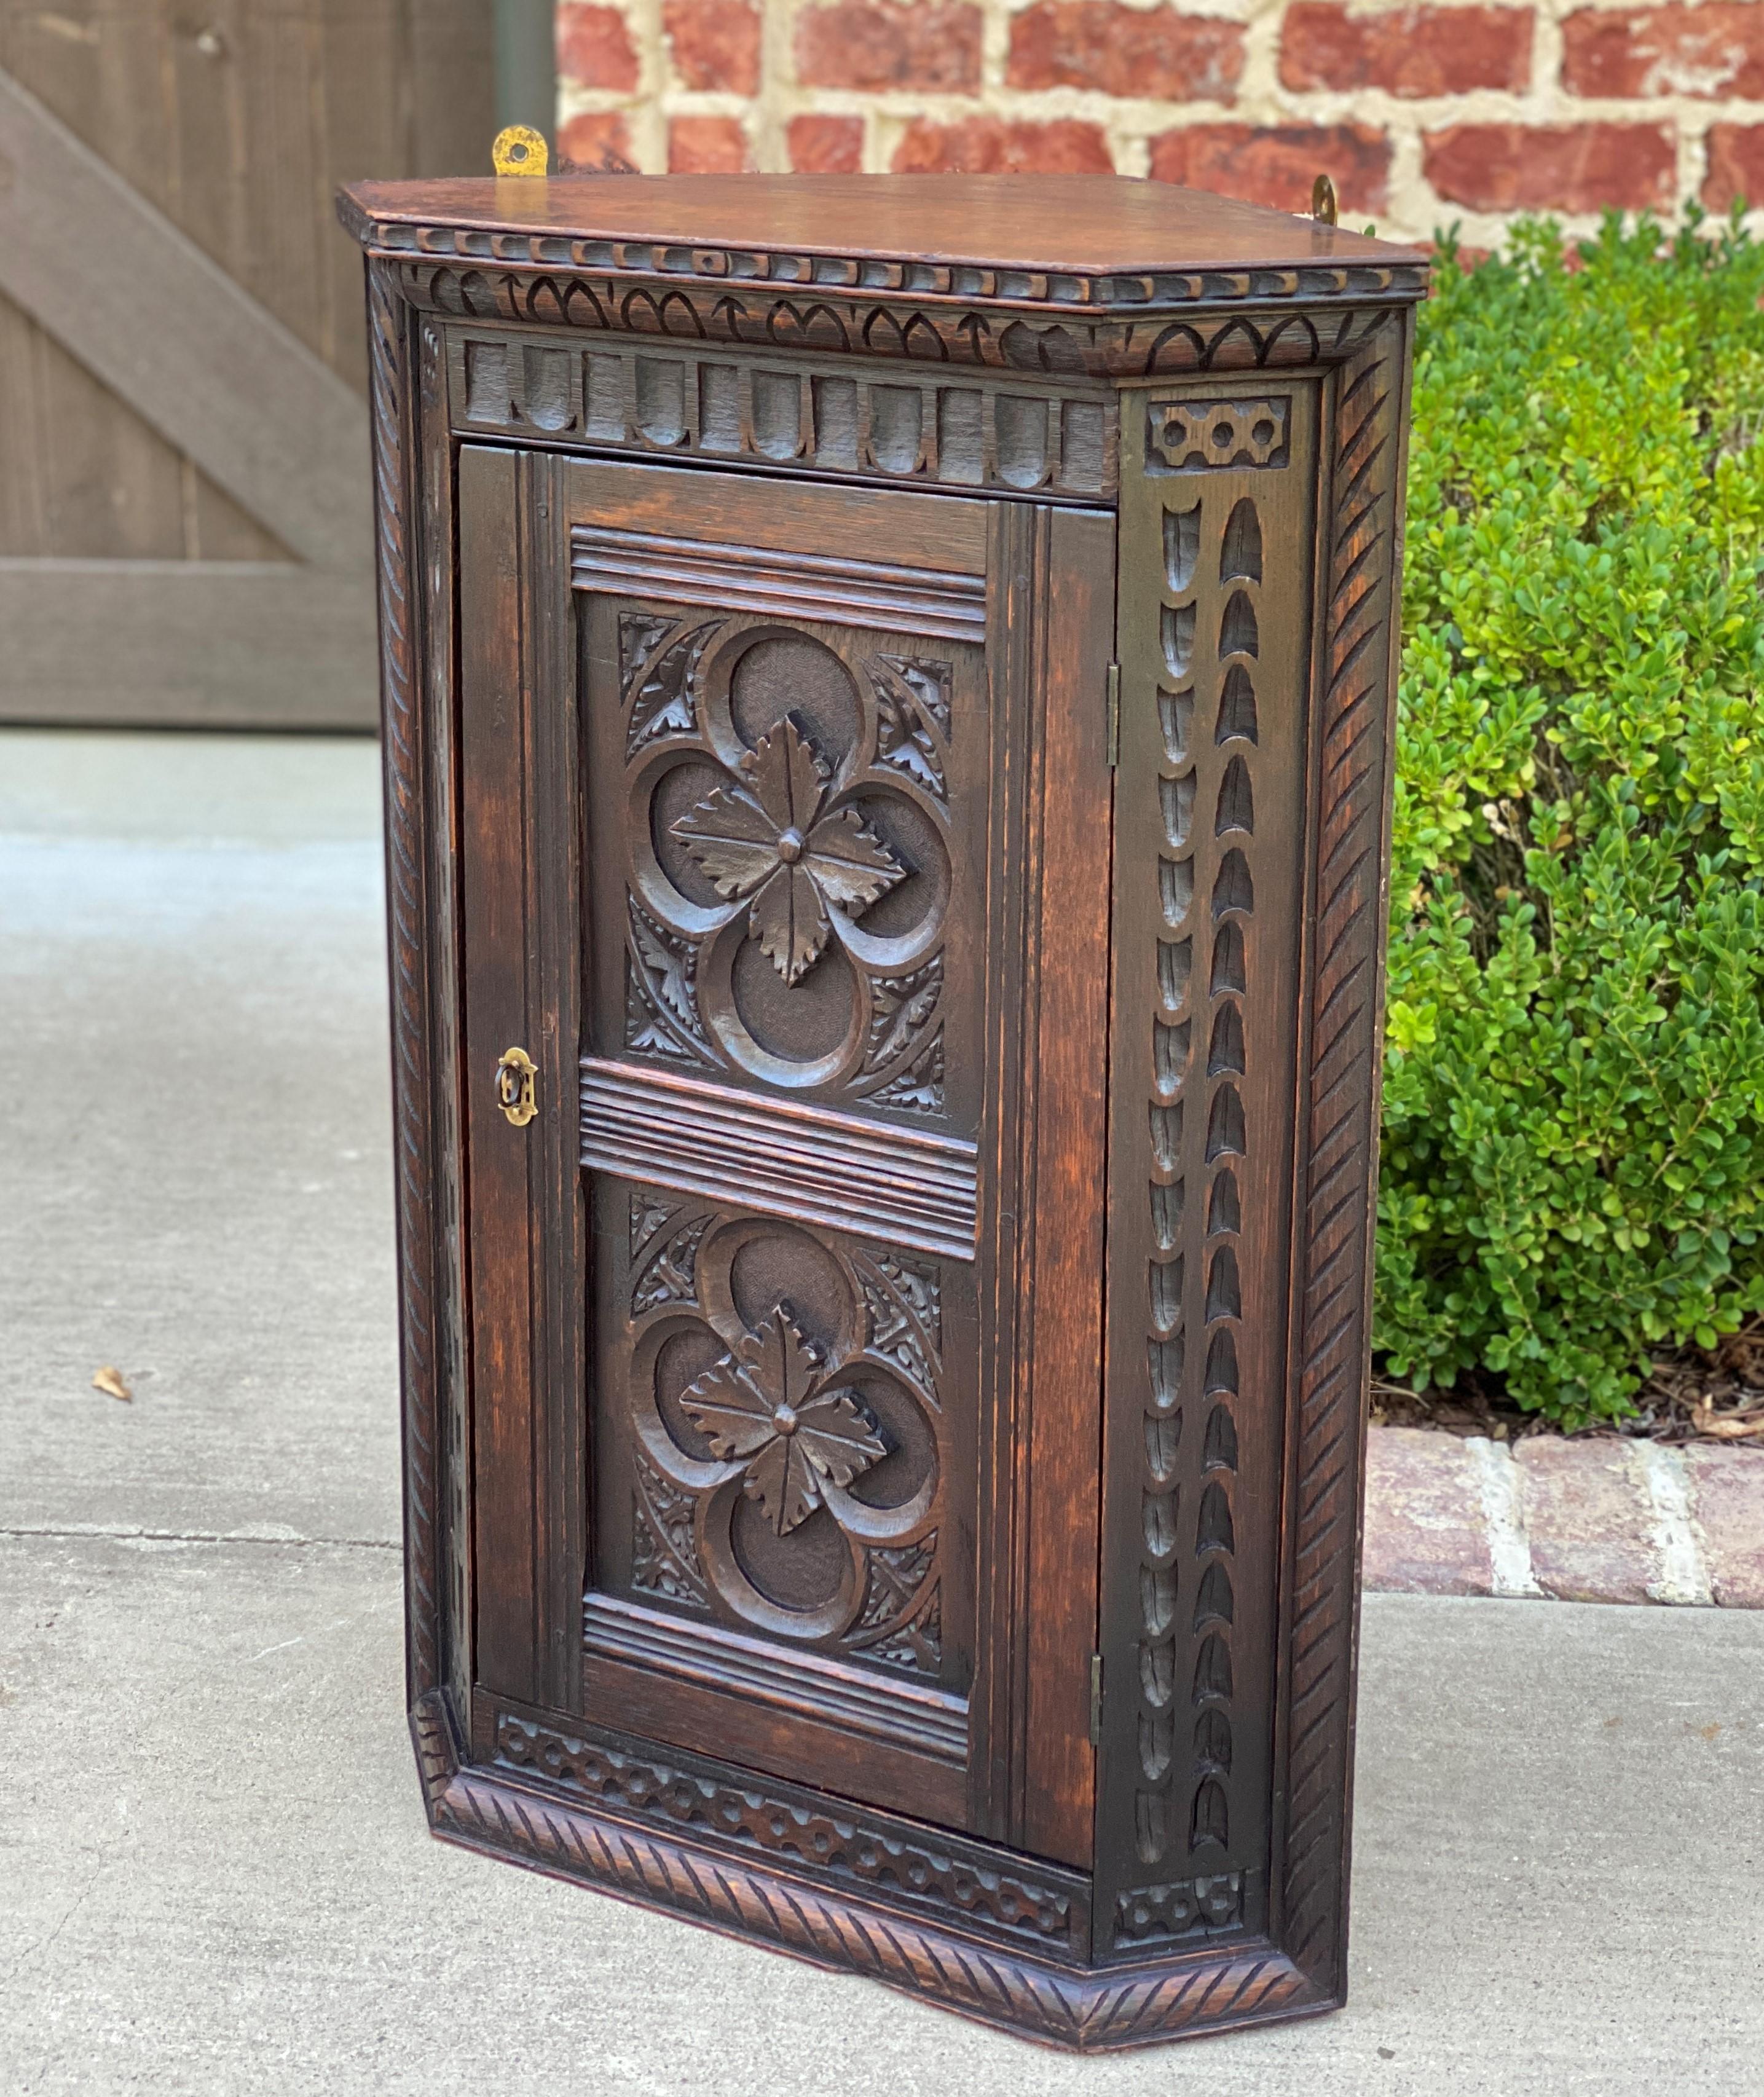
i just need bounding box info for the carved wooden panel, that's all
[579,511,985,1139]
[539,456,1114,1859]
[593,1182,961,1693]
[447,325,1115,500]
[1096,378,1321,1955]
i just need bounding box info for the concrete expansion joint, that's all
[0,1524,400,1554]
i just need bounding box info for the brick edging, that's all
[1363,1425,1764,1607]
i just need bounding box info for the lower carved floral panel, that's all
[592,1178,970,1698]
[414,1690,1331,2052]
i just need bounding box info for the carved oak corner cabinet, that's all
[339,173,1424,2050]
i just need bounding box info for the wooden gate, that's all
[0,2,491,728]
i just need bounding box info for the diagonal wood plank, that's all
[0,559,379,727]
[0,66,372,573]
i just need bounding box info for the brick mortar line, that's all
[1465,1434,1543,1599]
[558,0,1764,244]
[1629,1442,1714,1606]
[1365,1425,1764,1607]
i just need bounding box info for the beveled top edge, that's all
[337,175,1429,300]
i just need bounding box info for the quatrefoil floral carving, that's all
[670,715,905,985]
[628,1213,942,1647]
[679,1305,887,1535]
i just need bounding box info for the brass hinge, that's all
[1105,662,1121,768]
[1089,1653,1104,1746]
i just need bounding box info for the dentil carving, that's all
[672,718,905,985]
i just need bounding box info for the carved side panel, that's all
[593,1181,966,1693]
[1096,379,1321,1956]
[583,585,985,1135]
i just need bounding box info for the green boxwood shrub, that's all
[1377,213,1764,1426]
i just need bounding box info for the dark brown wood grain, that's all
[341,173,1424,283]
[1276,312,1416,1995]
[353,178,1422,2051]
[1018,506,1115,1865]
[969,502,1114,1870]
[458,443,541,1707]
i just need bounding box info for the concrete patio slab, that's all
[3,1538,1760,2097]
[0,730,398,1550]
[4,726,1763,2093]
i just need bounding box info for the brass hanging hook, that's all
[492,124,548,178]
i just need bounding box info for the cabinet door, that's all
[457,444,1114,1866]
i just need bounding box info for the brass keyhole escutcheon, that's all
[495,1045,537,1127]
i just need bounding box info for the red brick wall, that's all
[556,1,1764,243]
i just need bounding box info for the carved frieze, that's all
[450,325,1116,499]
[491,1709,1077,1954]
[371,247,1417,384]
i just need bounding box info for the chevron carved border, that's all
[1277,311,1414,1991]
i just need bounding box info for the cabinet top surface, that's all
[339,174,1426,281]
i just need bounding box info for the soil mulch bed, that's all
[1372,1317,1764,1447]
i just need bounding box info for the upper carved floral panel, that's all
[615,610,961,1122]
[672,718,904,986]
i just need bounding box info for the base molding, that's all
[411,1692,1334,2052]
